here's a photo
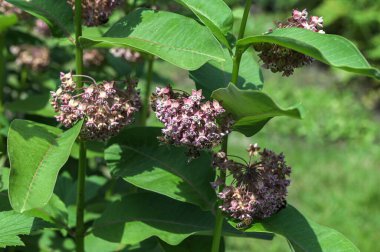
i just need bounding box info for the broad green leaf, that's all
[6,93,56,117]
[80,9,224,71]
[92,192,273,245]
[242,205,359,252]
[25,194,68,228]
[175,0,233,48]
[0,14,18,32]
[237,28,380,79]
[212,84,303,136]
[190,48,263,99]
[8,120,83,212]
[105,127,216,210]
[160,235,225,252]
[6,0,74,38]
[0,210,46,248]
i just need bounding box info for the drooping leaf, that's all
[237,28,380,79]
[212,84,303,136]
[190,48,263,99]
[0,14,18,32]
[240,205,359,252]
[6,0,74,38]
[6,93,56,117]
[0,210,47,248]
[80,9,224,71]
[175,0,233,48]
[92,192,273,246]
[8,120,83,212]
[105,127,216,210]
[24,194,68,228]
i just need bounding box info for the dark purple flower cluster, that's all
[51,72,141,140]
[67,0,121,27]
[10,45,50,71]
[151,86,233,159]
[110,48,142,63]
[254,9,324,76]
[213,144,291,221]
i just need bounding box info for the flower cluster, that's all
[67,0,121,27]
[110,48,142,63]
[151,86,233,159]
[10,45,50,71]
[34,19,51,37]
[254,9,324,76]
[0,0,23,16]
[213,144,291,221]
[51,72,141,140]
[83,49,105,67]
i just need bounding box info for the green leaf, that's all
[175,0,233,48]
[92,192,273,246]
[80,9,224,71]
[242,205,359,252]
[0,14,18,32]
[160,235,225,252]
[70,141,105,159]
[8,120,83,213]
[105,127,216,210]
[190,48,263,99]
[0,210,46,248]
[237,28,380,79]
[0,167,10,192]
[212,84,303,136]
[24,194,68,228]
[5,93,56,117]
[6,0,74,38]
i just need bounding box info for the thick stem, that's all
[139,56,154,126]
[0,32,5,154]
[211,138,228,252]
[76,141,86,252]
[211,1,252,251]
[74,0,86,251]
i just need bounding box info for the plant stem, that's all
[231,0,252,85]
[211,1,252,251]
[0,32,5,154]
[139,56,154,126]
[74,0,86,251]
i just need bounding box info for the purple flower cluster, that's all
[151,86,233,159]
[51,72,141,140]
[254,9,324,76]
[110,48,142,63]
[213,144,291,221]
[0,0,23,16]
[83,49,105,67]
[10,45,50,71]
[33,19,51,37]
[67,0,121,27]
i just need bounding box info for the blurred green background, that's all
[1,0,380,251]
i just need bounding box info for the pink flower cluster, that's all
[110,48,142,63]
[213,144,291,221]
[83,49,105,67]
[254,9,324,76]
[152,86,233,159]
[10,45,50,71]
[33,19,51,37]
[67,0,121,27]
[279,9,324,33]
[51,72,141,140]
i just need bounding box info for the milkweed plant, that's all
[0,0,379,251]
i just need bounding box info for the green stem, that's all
[74,0,86,251]
[211,1,252,251]
[139,56,154,126]
[76,141,86,252]
[211,138,228,252]
[231,0,252,85]
[0,32,5,154]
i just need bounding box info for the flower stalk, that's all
[74,0,86,251]
[140,55,154,126]
[211,1,252,251]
